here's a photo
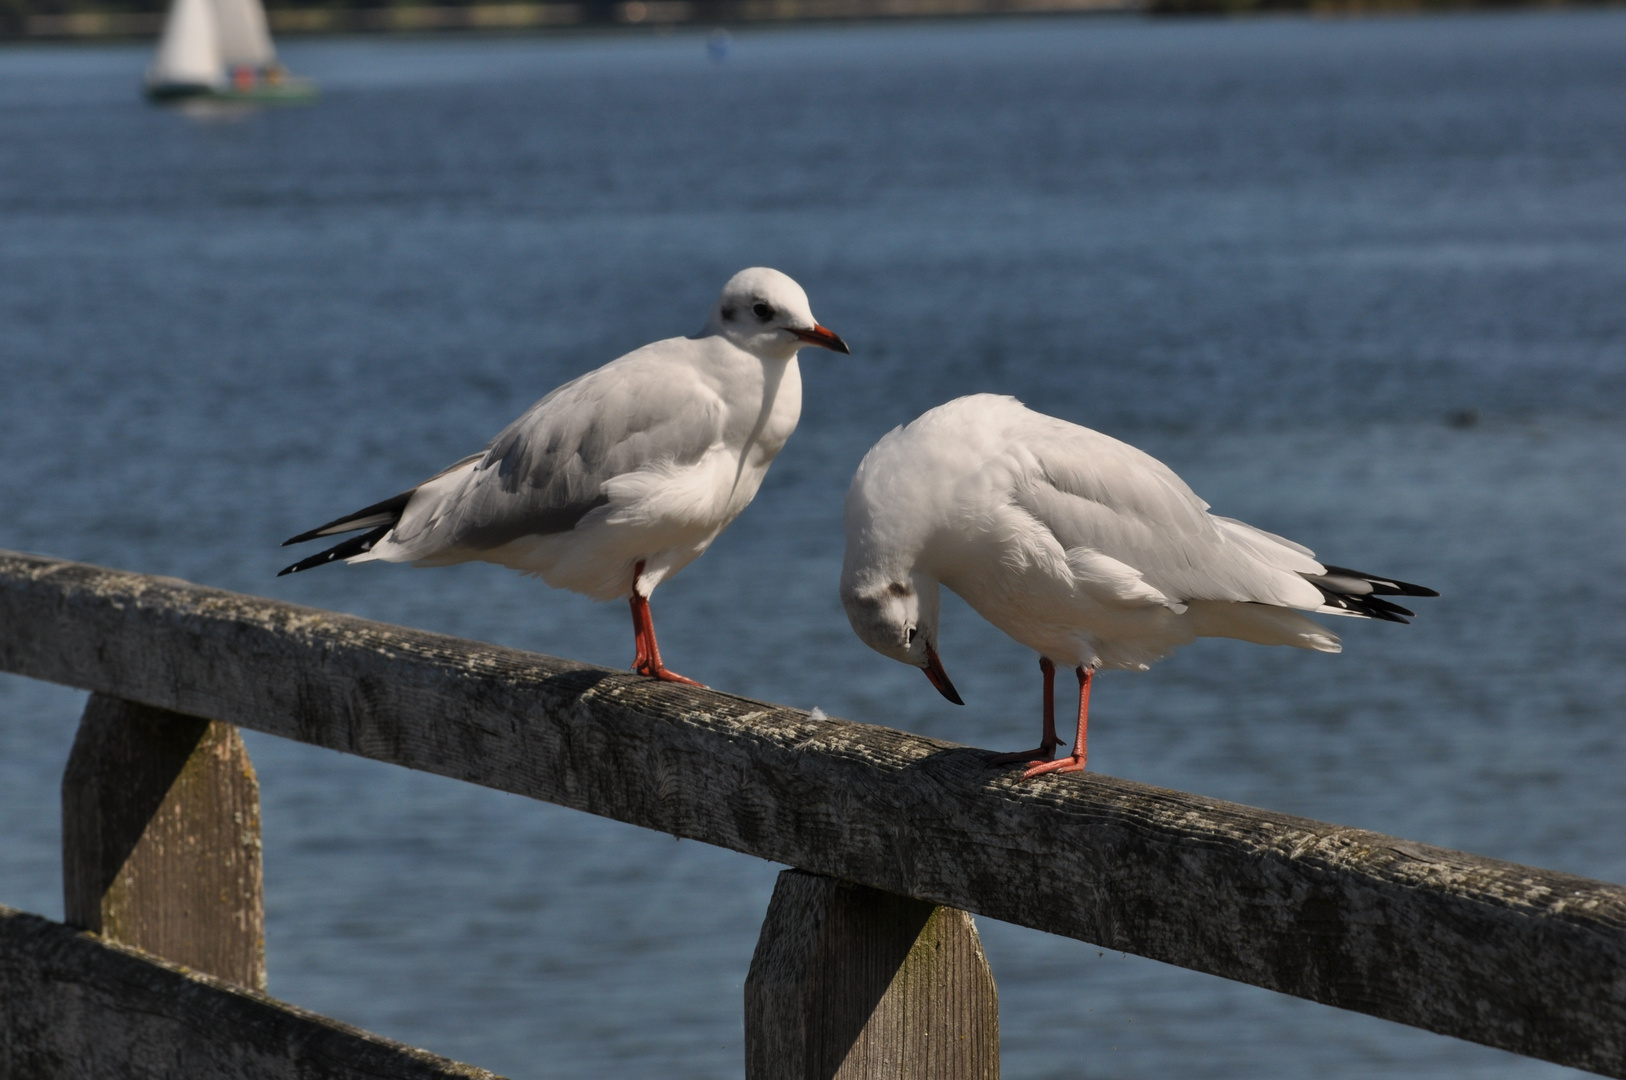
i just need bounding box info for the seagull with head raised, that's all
[281,267,849,685]
[841,394,1436,779]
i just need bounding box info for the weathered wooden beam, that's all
[2,550,1625,1076]
[62,693,265,990]
[0,903,502,1080]
[745,870,998,1080]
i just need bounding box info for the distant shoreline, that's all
[4,0,1612,41]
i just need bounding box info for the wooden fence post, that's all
[745,869,999,1080]
[61,692,266,991]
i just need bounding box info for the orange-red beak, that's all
[792,324,850,354]
[921,643,964,705]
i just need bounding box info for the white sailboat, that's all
[145,0,314,103]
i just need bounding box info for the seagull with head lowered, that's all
[281,267,849,685]
[841,394,1436,779]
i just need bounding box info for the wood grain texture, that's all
[745,870,998,1080]
[2,550,1625,1076]
[0,903,502,1080]
[62,694,265,990]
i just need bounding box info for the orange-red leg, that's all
[627,561,702,687]
[989,657,1062,766]
[1023,666,1091,779]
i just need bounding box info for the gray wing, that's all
[390,349,726,553]
[1011,418,1327,610]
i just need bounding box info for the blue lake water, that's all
[2,9,1625,1077]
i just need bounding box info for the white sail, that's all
[147,0,223,89]
[212,0,275,70]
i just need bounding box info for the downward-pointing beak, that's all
[921,643,964,705]
[792,324,850,355]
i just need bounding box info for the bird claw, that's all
[987,744,1061,767]
[1021,755,1086,779]
[635,662,705,688]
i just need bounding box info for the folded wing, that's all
[1010,418,1328,612]
[282,349,726,572]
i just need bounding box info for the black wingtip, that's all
[283,490,416,549]
[1321,565,1439,599]
[276,524,391,578]
[1312,586,1419,624]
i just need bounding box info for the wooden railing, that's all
[0,547,1622,1079]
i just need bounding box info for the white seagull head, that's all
[840,560,963,706]
[707,267,849,360]
[840,428,963,704]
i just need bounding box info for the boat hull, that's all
[145,79,317,104]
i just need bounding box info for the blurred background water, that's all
[2,9,1624,1077]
